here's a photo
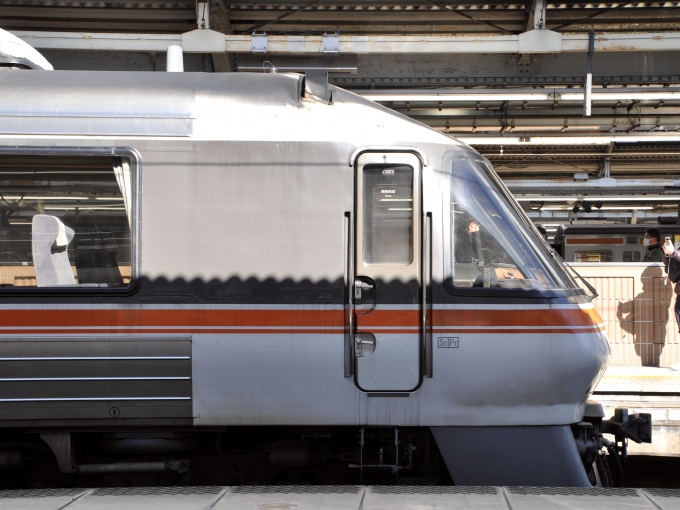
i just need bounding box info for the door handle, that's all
[423,212,432,378]
[355,280,374,300]
[355,333,376,357]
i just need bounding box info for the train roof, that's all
[0,70,461,147]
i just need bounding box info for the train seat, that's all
[31,214,76,287]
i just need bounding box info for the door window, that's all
[361,164,414,265]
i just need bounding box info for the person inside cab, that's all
[455,218,482,264]
[643,228,663,262]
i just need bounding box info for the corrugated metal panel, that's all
[0,337,192,420]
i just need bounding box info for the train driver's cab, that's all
[446,150,572,293]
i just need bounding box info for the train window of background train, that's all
[362,164,414,264]
[623,251,640,262]
[0,154,133,288]
[574,251,613,263]
[450,157,563,291]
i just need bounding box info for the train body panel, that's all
[0,70,615,486]
[0,302,607,428]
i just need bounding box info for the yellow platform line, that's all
[602,375,680,378]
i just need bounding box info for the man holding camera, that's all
[663,237,680,338]
[643,228,664,262]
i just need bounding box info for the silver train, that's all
[0,69,648,487]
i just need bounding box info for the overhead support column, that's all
[528,0,547,30]
[519,0,561,53]
[584,30,595,117]
[210,0,236,72]
[196,2,209,30]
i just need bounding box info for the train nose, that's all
[569,307,610,404]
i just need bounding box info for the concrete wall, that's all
[40,50,210,72]
[574,263,680,367]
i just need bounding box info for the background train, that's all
[0,66,648,489]
[554,223,680,263]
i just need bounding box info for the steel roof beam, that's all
[361,88,680,102]
[11,30,680,53]
[461,135,680,144]
[402,107,680,116]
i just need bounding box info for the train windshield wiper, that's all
[545,246,598,300]
[565,263,599,300]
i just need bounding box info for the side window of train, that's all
[623,251,641,262]
[449,156,561,291]
[0,150,137,289]
[574,250,613,263]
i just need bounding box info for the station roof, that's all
[2,1,680,226]
[1,2,678,34]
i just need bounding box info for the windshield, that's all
[446,152,573,292]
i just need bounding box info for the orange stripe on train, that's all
[0,307,602,329]
[431,307,602,328]
[0,309,345,328]
[0,327,603,335]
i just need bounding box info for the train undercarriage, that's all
[0,405,651,489]
[0,426,451,488]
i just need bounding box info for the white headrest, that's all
[54,217,68,247]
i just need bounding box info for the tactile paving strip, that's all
[0,489,85,499]
[233,486,361,494]
[371,486,497,495]
[92,486,224,497]
[646,488,680,498]
[508,487,640,497]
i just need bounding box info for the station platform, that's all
[593,365,680,456]
[1,486,679,510]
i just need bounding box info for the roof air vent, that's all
[303,69,332,104]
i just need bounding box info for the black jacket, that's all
[643,243,664,262]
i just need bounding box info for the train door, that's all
[353,153,422,392]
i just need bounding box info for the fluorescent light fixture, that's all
[361,89,680,103]
[1,196,90,201]
[515,196,680,202]
[561,92,680,101]
[599,206,654,210]
[543,206,654,210]
[461,135,680,144]
[8,221,31,225]
[94,197,124,201]
[363,93,552,102]
[44,206,125,211]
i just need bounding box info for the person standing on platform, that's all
[661,239,680,370]
[663,239,680,331]
[643,228,664,262]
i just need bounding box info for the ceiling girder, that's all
[11,30,680,53]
